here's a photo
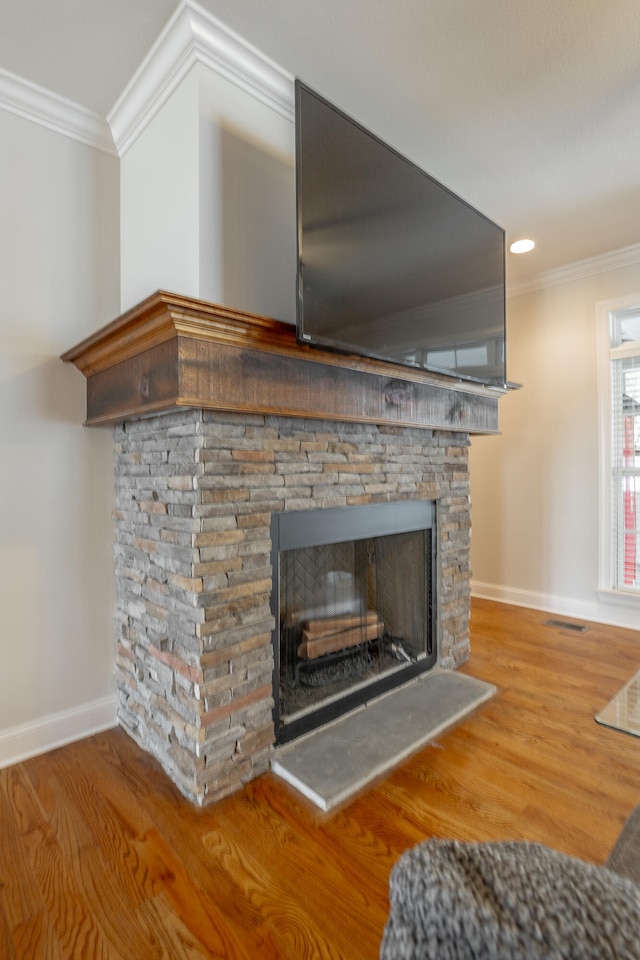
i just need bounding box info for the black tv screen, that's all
[295,80,506,386]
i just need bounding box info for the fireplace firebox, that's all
[271,501,437,744]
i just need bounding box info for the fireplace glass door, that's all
[271,501,436,744]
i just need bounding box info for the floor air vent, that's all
[544,618,587,633]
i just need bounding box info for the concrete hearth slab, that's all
[271,669,496,811]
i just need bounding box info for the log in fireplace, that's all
[62,291,505,805]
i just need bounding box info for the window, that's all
[597,298,640,596]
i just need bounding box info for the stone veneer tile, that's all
[113,408,471,806]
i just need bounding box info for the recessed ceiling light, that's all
[510,239,535,254]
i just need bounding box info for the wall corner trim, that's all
[0,695,117,770]
[108,0,294,157]
[470,579,640,632]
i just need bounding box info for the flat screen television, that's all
[295,80,507,387]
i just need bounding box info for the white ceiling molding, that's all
[508,242,640,300]
[108,0,294,157]
[0,66,116,155]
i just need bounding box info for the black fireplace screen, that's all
[271,501,436,744]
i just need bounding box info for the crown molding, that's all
[108,0,294,157]
[0,66,116,155]
[507,242,640,299]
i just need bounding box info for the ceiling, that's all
[2,0,640,292]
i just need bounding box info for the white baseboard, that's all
[471,580,640,631]
[0,694,117,770]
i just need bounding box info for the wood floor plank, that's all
[201,820,385,959]
[453,701,639,809]
[132,827,260,960]
[1,765,118,959]
[1,598,638,959]
[9,909,66,960]
[0,767,48,932]
[67,732,288,959]
[0,900,19,960]
[31,754,204,959]
[0,767,69,959]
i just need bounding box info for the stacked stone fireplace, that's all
[62,292,502,807]
[113,408,471,804]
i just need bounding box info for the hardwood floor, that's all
[1,598,639,959]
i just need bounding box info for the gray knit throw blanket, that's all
[381,840,640,960]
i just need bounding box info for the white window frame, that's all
[596,293,640,606]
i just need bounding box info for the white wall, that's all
[470,260,640,629]
[120,63,296,321]
[198,66,296,323]
[120,71,201,310]
[0,109,120,766]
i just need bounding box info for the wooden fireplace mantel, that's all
[61,290,504,432]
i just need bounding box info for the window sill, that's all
[596,587,640,609]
